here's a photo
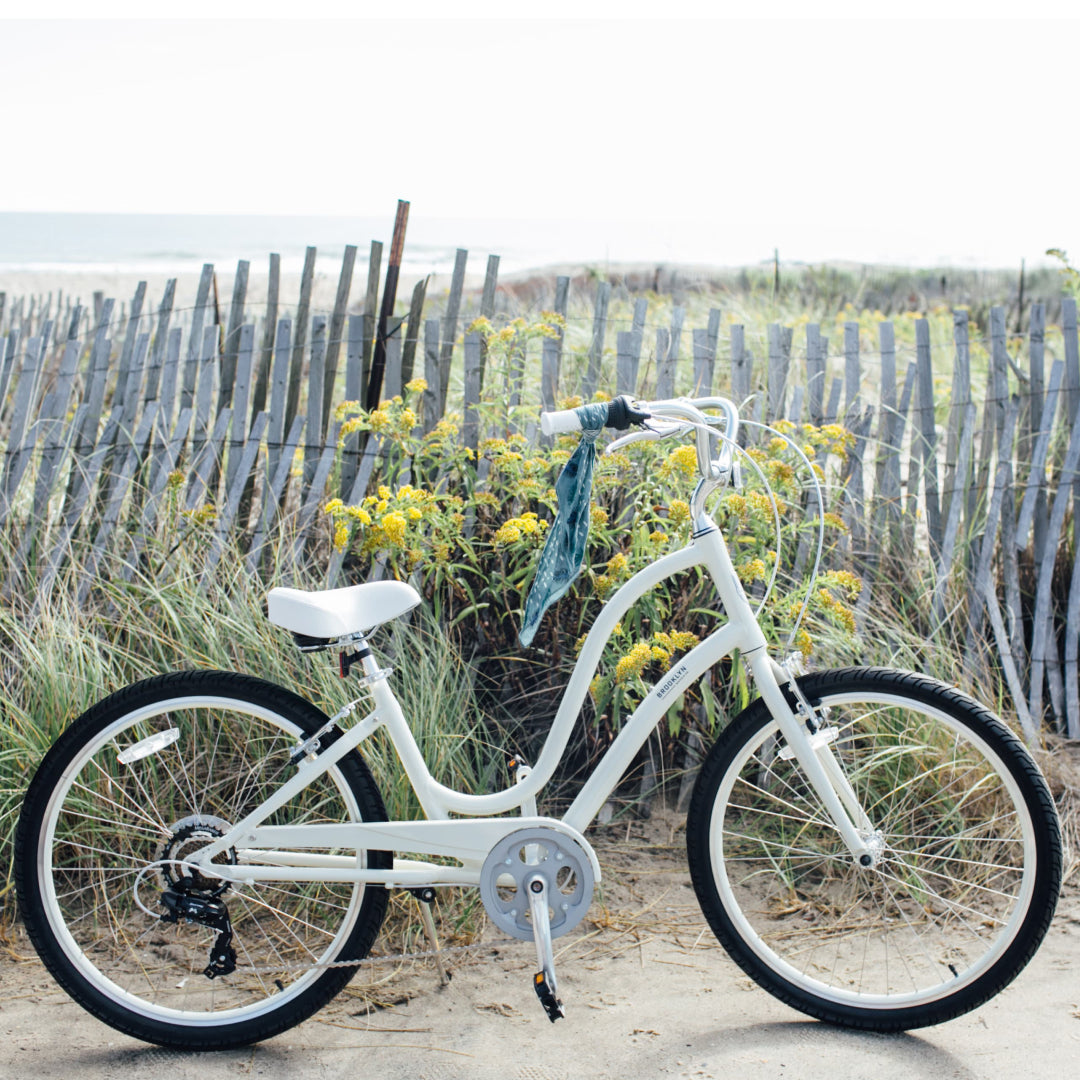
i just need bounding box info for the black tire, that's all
[686,667,1061,1031]
[15,670,391,1049]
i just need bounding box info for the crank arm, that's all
[527,875,564,1022]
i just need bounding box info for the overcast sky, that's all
[2,5,1076,267]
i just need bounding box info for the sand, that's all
[2,808,1077,1080]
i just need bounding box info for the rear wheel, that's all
[16,670,390,1049]
[686,667,1061,1030]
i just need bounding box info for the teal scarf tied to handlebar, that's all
[519,402,610,648]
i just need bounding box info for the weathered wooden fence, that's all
[0,239,1078,740]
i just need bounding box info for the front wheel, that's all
[686,667,1061,1031]
[15,670,391,1049]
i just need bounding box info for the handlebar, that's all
[540,395,740,481]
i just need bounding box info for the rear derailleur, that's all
[159,878,237,980]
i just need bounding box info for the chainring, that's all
[479,827,595,942]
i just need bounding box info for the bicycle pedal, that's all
[533,970,564,1022]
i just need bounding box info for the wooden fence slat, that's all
[964,398,1019,656]
[339,314,367,499]
[583,281,611,400]
[247,411,306,573]
[915,319,942,558]
[632,297,648,357]
[616,331,635,397]
[148,327,184,493]
[437,248,468,415]
[401,273,429,391]
[140,407,193,536]
[462,332,483,454]
[382,318,404,402]
[290,421,341,568]
[787,385,804,422]
[806,324,825,425]
[843,321,860,416]
[368,201,410,411]
[251,252,280,424]
[191,324,219,466]
[6,401,86,595]
[767,324,787,422]
[219,259,249,410]
[1027,399,1080,725]
[286,245,317,434]
[75,402,159,606]
[143,278,175,406]
[1016,358,1064,547]
[668,306,685,384]
[1063,297,1079,425]
[475,255,500,391]
[873,321,898,524]
[266,318,292,488]
[1,334,46,512]
[421,318,442,438]
[931,401,977,625]
[35,406,122,604]
[824,376,842,426]
[114,281,146,417]
[1027,303,1048,557]
[181,264,214,410]
[185,407,232,512]
[540,317,560,429]
[0,328,19,412]
[692,328,712,396]
[942,310,971,525]
[361,241,383,405]
[219,410,270,538]
[304,316,328,485]
[655,328,674,400]
[730,325,749,405]
[321,244,356,435]
[117,330,150,442]
[226,323,256,493]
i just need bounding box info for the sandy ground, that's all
[1,811,1077,1080]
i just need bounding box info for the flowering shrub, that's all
[320,346,861,745]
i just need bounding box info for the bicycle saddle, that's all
[267,580,421,640]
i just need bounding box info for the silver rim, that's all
[38,693,369,1027]
[709,690,1037,1009]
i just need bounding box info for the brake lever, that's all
[604,418,686,455]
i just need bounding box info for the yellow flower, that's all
[669,499,691,526]
[323,497,344,515]
[494,522,522,545]
[377,485,391,500]
[615,642,653,684]
[795,628,813,659]
[347,506,372,525]
[406,507,422,521]
[607,552,629,577]
[649,530,669,545]
[666,443,698,479]
[332,520,349,552]
[381,512,407,545]
[405,376,428,394]
[591,504,609,526]
[737,558,767,584]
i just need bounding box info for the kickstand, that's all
[415,894,451,988]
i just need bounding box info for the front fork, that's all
[752,652,879,868]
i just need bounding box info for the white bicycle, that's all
[16,394,1062,1049]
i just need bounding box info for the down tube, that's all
[563,620,746,833]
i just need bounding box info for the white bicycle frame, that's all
[194,397,875,890]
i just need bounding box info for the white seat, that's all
[267,580,421,640]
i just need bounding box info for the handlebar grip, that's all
[540,408,584,436]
